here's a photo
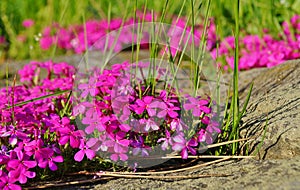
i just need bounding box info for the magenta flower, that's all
[7,151,36,184]
[82,115,107,134]
[40,36,53,50]
[106,132,130,161]
[24,139,49,162]
[78,77,99,98]
[139,118,159,132]
[0,36,6,44]
[172,134,198,159]
[170,118,188,131]
[38,150,63,171]
[183,96,211,117]
[81,101,102,119]
[0,152,9,165]
[22,19,34,28]
[132,96,157,116]
[111,95,132,122]
[8,166,36,184]
[73,103,86,116]
[74,139,97,162]
[0,125,28,146]
[157,130,172,151]
[110,152,128,162]
[56,125,82,148]
[131,136,151,157]
[0,171,22,190]
[119,123,131,132]
[199,121,221,144]
[156,102,180,119]
[7,150,37,170]
[17,62,38,82]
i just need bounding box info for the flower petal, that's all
[85,149,96,160]
[53,155,64,163]
[74,150,84,162]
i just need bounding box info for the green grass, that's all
[1,0,300,61]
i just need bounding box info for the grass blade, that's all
[5,90,70,109]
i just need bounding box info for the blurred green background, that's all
[0,0,299,62]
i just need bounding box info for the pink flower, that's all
[0,36,6,44]
[106,132,130,161]
[172,133,198,159]
[183,96,211,117]
[22,19,34,28]
[38,149,64,171]
[74,139,97,162]
[40,36,53,50]
[155,102,180,119]
[78,77,100,98]
[17,35,26,43]
[82,114,108,134]
[131,136,151,157]
[0,171,22,190]
[132,96,157,116]
[157,130,172,151]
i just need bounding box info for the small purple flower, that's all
[132,96,157,116]
[172,133,198,159]
[0,171,22,190]
[155,102,180,119]
[74,139,97,162]
[157,130,172,151]
[78,77,99,98]
[38,149,64,171]
[56,125,82,148]
[140,118,159,132]
[22,19,34,28]
[183,96,211,117]
[131,136,151,157]
[82,115,107,134]
[0,125,28,146]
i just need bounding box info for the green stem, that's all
[231,0,240,155]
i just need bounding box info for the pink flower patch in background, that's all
[22,19,35,28]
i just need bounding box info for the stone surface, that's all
[238,60,300,159]
[91,156,300,190]
[42,156,300,190]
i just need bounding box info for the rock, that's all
[239,60,300,159]
[90,156,300,190]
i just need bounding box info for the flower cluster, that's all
[39,12,155,53]
[73,61,221,163]
[0,61,79,189]
[39,13,300,70]
[22,19,35,28]
[39,13,217,56]
[0,60,221,188]
[211,14,300,70]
